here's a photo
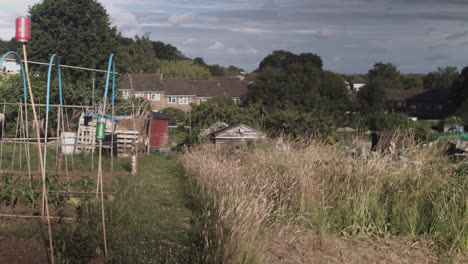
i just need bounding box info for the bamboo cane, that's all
[22,44,54,264]
[0,102,5,170]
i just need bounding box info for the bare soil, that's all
[262,227,468,264]
[0,236,49,264]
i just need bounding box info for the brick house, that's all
[120,73,249,112]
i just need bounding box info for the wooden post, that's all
[97,140,108,258]
[0,102,5,170]
[22,43,55,264]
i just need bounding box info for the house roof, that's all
[163,79,194,96]
[221,79,248,98]
[192,80,226,97]
[120,73,164,91]
[406,88,449,104]
[385,88,425,101]
[0,53,16,61]
[119,73,249,98]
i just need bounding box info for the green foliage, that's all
[450,66,468,117]
[367,62,403,90]
[423,66,459,90]
[358,78,387,114]
[161,107,187,126]
[125,34,160,74]
[208,64,225,76]
[402,74,423,90]
[157,60,211,80]
[227,65,244,73]
[366,112,413,131]
[258,50,322,71]
[27,0,122,106]
[152,41,185,60]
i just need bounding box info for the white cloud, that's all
[227,47,258,55]
[103,2,143,37]
[231,27,272,34]
[168,12,196,26]
[208,41,224,50]
[183,38,196,45]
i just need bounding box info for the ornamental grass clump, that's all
[182,139,467,263]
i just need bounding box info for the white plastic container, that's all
[61,132,76,154]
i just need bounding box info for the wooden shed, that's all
[371,132,405,153]
[211,123,267,149]
[149,112,170,155]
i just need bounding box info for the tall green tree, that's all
[402,74,423,90]
[423,66,458,90]
[27,0,122,105]
[152,41,185,60]
[258,50,322,71]
[126,34,160,74]
[358,78,387,114]
[367,62,403,90]
[450,66,468,116]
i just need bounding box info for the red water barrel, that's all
[15,17,31,43]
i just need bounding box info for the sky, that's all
[1,0,468,74]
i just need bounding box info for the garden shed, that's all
[149,112,170,154]
[211,123,267,149]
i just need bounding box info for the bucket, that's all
[61,132,76,154]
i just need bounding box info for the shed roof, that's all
[151,112,170,120]
[212,123,267,138]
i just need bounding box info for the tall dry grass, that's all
[182,139,467,263]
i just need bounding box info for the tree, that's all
[208,64,225,76]
[367,62,403,90]
[152,41,185,60]
[423,66,459,90]
[402,74,423,90]
[157,60,211,79]
[227,65,245,73]
[258,50,322,71]
[193,57,207,67]
[449,66,468,115]
[28,0,122,105]
[126,34,160,74]
[358,78,387,114]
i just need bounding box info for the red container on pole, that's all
[15,17,31,43]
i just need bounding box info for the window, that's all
[122,90,129,99]
[179,96,190,104]
[135,92,144,98]
[150,92,160,101]
[168,97,176,104]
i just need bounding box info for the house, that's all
[0,53,21,75]
[119,73,250,112]
[210,123,267,149]
[385,88,449,119]
[351,82,365,92]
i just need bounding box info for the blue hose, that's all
[46,54,63,112]
[103,53,115,106]
[0,51,28,103]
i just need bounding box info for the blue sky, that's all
[1,0,468,74]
